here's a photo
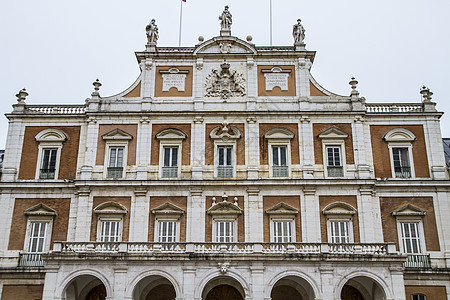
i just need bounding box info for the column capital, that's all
[134,189,148,197]
[247,188,260,196]
[246,116,257,124]
[190,186,203,196]
[303,186,316,195]
[75,187,90,197]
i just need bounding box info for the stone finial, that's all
[349,77,360,98]
[212,197,217,206]
[219,5,232,36]
[293,19,306,47]
[420,85,433,102]
[246,35,253,42]
[222,193,228,202]
[16,88,28,104]
[91,79,102,98]
[198,36,204,43]
[233,197,238,206]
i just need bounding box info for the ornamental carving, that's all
[205,62,246,99]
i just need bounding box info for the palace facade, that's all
[1,9,449,300]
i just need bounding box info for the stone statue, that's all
[146,19,159,44]
[219,5,232,30]
[293,19,305,44]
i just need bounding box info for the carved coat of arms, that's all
[205,62,246,99]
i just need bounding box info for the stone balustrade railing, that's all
[52,242,396,256]
[365,103,423,113]
[25,105,86,114]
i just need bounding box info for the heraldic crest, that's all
[205,62,246,99]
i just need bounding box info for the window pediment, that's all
[265,202,298,215]
[94,201,128,215]
[151,202,185,217]
[317,127,348,140]
[264,127,294,140]
[392,204,426,217]
[24,203,57,217]
[322,202,356,216]
[383,128,416,142]
[35,128,67,143]
[156,128,187,141]
[207,201,242,216]
[102,128,133,141]
[209,125,241,141]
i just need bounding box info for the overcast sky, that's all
[1,0,449,149]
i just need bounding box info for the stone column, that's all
[74,187,92,241]
[424,116,448,179]
[1,119,25,181]
[182,265,196,300]
[300,117,314,178]
[357,186,382,242]
[129,189,149,241]
[250,262,265,299]
[112,264,128,300]
[247,188,262,242]
[188,187,204,242]
[246,117,259,179]
[80,117,99,180]
[0,191,14,253]
[389,267,406,300]
[302,186,320,242]
[191,117,204,179]
[434,190,450,267]
[353,116,371,179]
[319,267,336,300]
[136,118,151,180]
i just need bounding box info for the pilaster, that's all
[136,117,151,179]
[246,117,259,179]
[192,117,205,179]
[1,118,24,181]
[80,117,99,180]
[188,187,204,242]
[250,262,265,300]
[353,116,371,179]
[247,188,262,242]
[130,189,149,241]
[300,116,314,178]
[74,187,92,241]
[319,267,336,300]
[357,186,382,242]
[112,264,128,300]
[389,267,406,300]
[302,186,320,242]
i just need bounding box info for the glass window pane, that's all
[171,147,178,166]
[226,147,232,165]
[273,147,279,166]
[164,148,170,166]
[219,148,224,165]
[280,147,286,166]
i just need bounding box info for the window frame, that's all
[23,203,57,254]
[392,204,427,254]
[207,197,243,243]
[151,202,185,242]
[97,218,122,242]
[156,128,186,179]
[322,202,356,244]
[327,218,353,244]
[317,127,349,179]
[93,201,128,242]
[383,127,417,179]
[264,127,294,178]
[34,128,67,180]
[324,144,345,178]
[388,145,415,179]
[213,218,237,243]
[411,294,426,300]
[215,143,236,178]
[270,217,296,243]
[156,219,179,243]
[102,129,133,179]
[105,145,127,179]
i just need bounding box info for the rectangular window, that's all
[215,221,234,242]
[107,147,124,178]
[330,220,350,243]
[28,222,48,253]
[218,146,233,177]
[158,221,177,242]
[100,220,120,242]
[412,294,426,300]
[326,146,343,177]
[162,147,178,178]
[401,222,422,253]
[40,149,57,179]
[273,220,292,243]
[393,148,411,178]
[272,146,288,177]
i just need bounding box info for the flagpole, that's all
[178,0,183,46]
[269,0,273,45]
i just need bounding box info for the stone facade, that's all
[0,10,449,300]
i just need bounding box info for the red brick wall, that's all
[205,196,245,242]
[263,196,301,243]
[96,124,138,166]
[259,124,299,165]
[151,124,191,166]
[205,123,245,165]
[313,123,354,165]
[90,197,131,242]
[148,196,187,242]
[2,285,43,300]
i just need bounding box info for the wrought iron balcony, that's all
[107,167,123,178]
[18,253,45,267]
[217,166,233,178]
[162,166,178,178]
[394,166,411,178]
[272,165,288,177]
[404,254,431,269]
[39,168,56,179]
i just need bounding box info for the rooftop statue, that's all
[219,5,232,31]
[293,19,305,44]
[146,19,159,45]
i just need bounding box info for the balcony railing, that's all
[53,242,396,256]
[162,166,178,178]
[217,166,233,178]
[327,166,344,177]
[18,253,45,267]
[394,166,411,178]
[107,167,123,178]
[39,168,56,179]
[404,254,431,268]
[272,166,288,177]
[25,105,86,114]
[366,103,423,113]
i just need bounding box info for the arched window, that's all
[264,127,294,178]
[34,128,67,180]
[383,128,416,179]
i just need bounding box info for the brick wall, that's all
[1,285,43,300]
[263,196,301,243]
[205,196,245,242]
[151,124,191,166]
[259,124,300,165]
[90,197,131,242]
[148,196,187,242]
[96,124,138,166]
[205,123,245,165]
[313,123,354,165]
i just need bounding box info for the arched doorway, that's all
[340,276,387,300]
[133,275,177,300]
[63,275,108,300]
[270,275,316,300]
[201,276,245,300]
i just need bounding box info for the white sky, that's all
[1,0,449,149]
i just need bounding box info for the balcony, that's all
[217,166,233,178]
[39,168,55,179]
[272,165,288,177]
[18,253,45,267]
[394,166,411,178]
[162,166,178,178]
[107,167,123,178]
[52,242,396,257]
[404,254,431,269]
[327,166,344,177]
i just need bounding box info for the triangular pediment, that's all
[102,128,133,141]
[24,203,57,216]
[317,127,348,140]
[152,202,185,216]
[94,201,128,215]
[194,36,257,55]
[392,204,426,216]
[207,201,242,215]
[265,202,298,215]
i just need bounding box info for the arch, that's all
[265,270,320,300]
[264,127,295,140]
[155,128,187,140]
[322,202,357,215]
[35,128,67,142]
[335,270,393,300]
[383,128,416,142]
[126,270,182,299]
[195,270,250,299]
[57,269,112,300]
[94,201,128,215]
[193,36,257,55]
